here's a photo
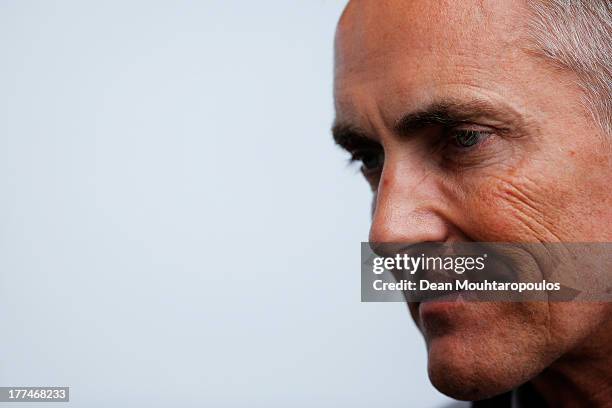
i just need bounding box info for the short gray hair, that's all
[527,0,612,135]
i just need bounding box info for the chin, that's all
[416,302,556,401]
[426,339,529,401]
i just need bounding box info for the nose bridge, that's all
[369,155,448,244]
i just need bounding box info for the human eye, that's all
[447,128,492,150]
[350,148,384,174]
[436,125,500,168]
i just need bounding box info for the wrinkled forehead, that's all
[333,0,527,125]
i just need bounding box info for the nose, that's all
[369,160,449,244]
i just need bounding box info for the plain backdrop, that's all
[0,1,456,406]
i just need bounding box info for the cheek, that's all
[452,137,612,242]
[446,168,575,242]
[540,302,612,365]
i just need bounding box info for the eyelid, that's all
[446,121,498,139]
[454,121,516,139]
[451,122,497,131]
[349,145,383,159]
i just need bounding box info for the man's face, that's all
[333,0,612,400]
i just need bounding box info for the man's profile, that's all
[332,0,612,406]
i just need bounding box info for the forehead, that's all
[334,0,528,128]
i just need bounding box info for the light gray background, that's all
[0,1,457,407]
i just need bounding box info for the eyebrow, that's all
[331,122,379,152]
[393,100,522,136]
[332,98,525,150]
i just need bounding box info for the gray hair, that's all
[527,0,612,135]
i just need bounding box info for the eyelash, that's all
[349,149,384,173]
[443,128,492,151]
[349,128,492,174]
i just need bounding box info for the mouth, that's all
[407,264,516,326]
[416,292,466,318]
[404,271,465,328]
[409,279,465,319]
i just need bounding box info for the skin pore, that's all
[333,0,612,406]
